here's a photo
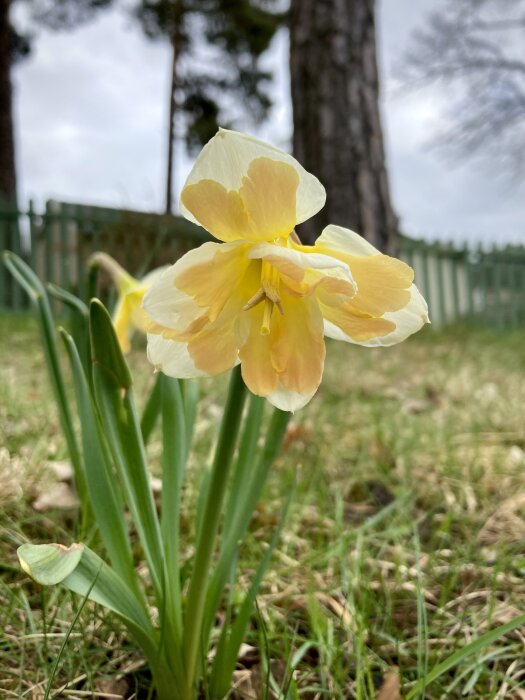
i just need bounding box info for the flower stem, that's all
[182,366,247,697]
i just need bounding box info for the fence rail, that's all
[1,199,524,329]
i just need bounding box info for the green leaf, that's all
[182,366,248,697]
[406,612,525,699]
[3,252,87,514]
[160,375,186,643]
[181,379,200,459]
[19,542,157,655]
[222,394,265,543]
[140,372,163,444]
[209,485,294,699]
[18,542,180,694]
[47,283,89,318]
[203,406,291,643]
[18,543,83,585]
[90,298,132,388]
[89,300,164,603]
[60,329,142,599]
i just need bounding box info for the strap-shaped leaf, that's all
[60,329,143,603]
[140,373,163,444]
[89,300,164,602]
[3,252,86,510]
[203,407,291,642]
[18,543,83,585]
[18,543,157,659]
[209,486,295,699]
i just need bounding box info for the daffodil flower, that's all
[143,129,429,411]
[89,252,166,354]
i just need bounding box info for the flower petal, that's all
[239,304,279,398]
[314,224,419,317]
[186,298,243,376]
[113,297,132,354]
[240,293,325,411]
[142,241,247,332]
[248,242,353,280]
[322,284,429,346]
[179,128,326,229]
[271,294,325,396]
[315,224,380,257]
[174,242,251,322]
[180,180,249,243]
[147,333,208,378]
[237,157,299,240]
[267,385,317,413]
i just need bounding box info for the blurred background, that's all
[1,0,525,325]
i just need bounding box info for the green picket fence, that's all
[1,199,524,329]
[400,236,525,329]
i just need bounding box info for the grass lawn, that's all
[1,313,525,699]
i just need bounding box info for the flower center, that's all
[242,260,283,335]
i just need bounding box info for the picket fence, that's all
[1,200,524,329]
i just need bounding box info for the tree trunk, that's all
[165,37,177,214]
[290,0,398,253]
[0,0,17,205]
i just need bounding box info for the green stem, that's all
[182,366,247,698]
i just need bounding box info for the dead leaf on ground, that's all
[95,677,129,698]
[376,668,402,700]
[32,482,78,511]
[46,459,73,482]
[283,421,311,449]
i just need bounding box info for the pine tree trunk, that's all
[0,0,17,205]
[165,37,177,214]
[289,0,398,253]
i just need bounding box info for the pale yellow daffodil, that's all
[89,252,167,354]
[143,129,429,411]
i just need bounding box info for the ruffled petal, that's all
[174,242,251,323]
[180,180,249,243]
[113,297,132,354]
[271,294,325,395]
[248,242,352,277]
[322,284,429,346]
[142,241,249,332]
[239,292,325,411]
[147,333,208,378]
[185,297,243,375]
[180,128,326,230]
[315,224,379,257]
[313,225,414,315]
[237,157,299,240]
[239,304,279,398]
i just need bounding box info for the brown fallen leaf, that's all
[376,668,402,700]
[95,677,129,698]
[46,459,74,482]
[32,482,78,511]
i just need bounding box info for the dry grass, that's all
[1,314,525,698]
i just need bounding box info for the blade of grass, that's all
[43,569,99,700]
[405,612,525,699]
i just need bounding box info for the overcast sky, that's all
[11,0,525,246]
